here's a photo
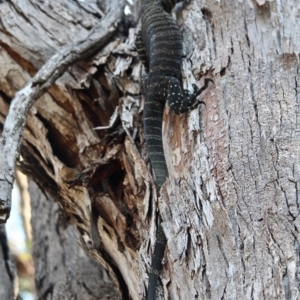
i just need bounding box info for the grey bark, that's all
[0,0,300,300]
[29,180,118,300]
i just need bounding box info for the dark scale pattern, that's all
[135,0,213,299]
[166,78,213,114]
[143,93,168,188]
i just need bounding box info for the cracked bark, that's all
[1,0,300,299]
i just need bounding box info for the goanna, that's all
[135,0,212,299]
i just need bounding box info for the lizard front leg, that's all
[162,77,213,114]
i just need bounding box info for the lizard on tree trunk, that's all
[135,0,213,298]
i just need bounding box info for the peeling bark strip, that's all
[0,0,124,223]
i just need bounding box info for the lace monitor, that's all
[135,0,213,298]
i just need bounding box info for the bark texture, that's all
[0,0,300,299]
[0,0,124,222]
[29,180,118,299]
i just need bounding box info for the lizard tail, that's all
[144,94,168,299]
[143,95,169,189]
[147,224,167,300]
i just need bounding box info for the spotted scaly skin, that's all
[135,0,212,299]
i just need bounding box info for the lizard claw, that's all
[197,78,214,95]
[192,84,199,94]
[204,78,214,85]
[190,99,206,110]
[197,100,206,106]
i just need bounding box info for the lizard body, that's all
[135,0,212,298]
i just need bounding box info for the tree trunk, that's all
[0,0,300,299]
[29,180,119,299]
[0,225,18,300]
